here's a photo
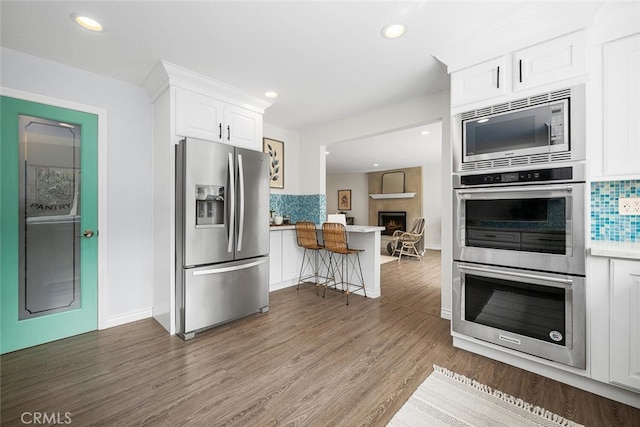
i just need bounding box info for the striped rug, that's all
[388,365,583,427]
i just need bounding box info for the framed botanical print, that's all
[263,137,284,189]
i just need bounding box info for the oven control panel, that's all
[460,166,573,186]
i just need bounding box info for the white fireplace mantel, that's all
[369,193,416,199]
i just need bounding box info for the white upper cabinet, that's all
[513,31,586,92]
[610,259,640,392]
[143,61,272,151]
[451,57,509,106]
[603,33,640,177]
[451,31,586,108]
[224,104,263,150]
[175,88,264,151]
[175,89,224,142]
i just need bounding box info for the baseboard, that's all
[269,279,298,292]
[440,307,452,320]
[105,307,153,329]
[453,336,640,409]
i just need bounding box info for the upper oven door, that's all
[453,182,585,275]
[462,100,569,164]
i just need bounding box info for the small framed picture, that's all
[338,189,351,211]
[263,137,284,189]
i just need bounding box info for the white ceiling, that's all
[326,121,442,174]
[0,1,603,173]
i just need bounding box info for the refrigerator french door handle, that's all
[237,153,245,252]
[227,152,235,253]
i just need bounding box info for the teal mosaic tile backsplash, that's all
[270,193,326,225]
[591,180,640,242]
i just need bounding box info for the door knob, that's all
[83,229,95,238]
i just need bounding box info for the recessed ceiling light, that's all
[420,130,430,135]
[381,23,407,39]
[265,91,278,99]
[373,163,379,167]
[70,13,103,32]
[325,151,330,155]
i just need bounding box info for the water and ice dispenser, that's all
[195,184,224,227]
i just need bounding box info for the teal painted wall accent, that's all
[591,180,640,242]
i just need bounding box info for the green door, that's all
[1,96,98,354]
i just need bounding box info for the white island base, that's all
[269,225,385,298]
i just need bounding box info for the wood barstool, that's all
[295,221,329,295]
[321,222,366,305]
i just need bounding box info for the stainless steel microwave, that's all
[454,85,585,172]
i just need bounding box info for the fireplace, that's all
[378,211,406,236]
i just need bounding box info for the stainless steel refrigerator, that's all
[176,138,270,339]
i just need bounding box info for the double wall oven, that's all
[452,86,587,369]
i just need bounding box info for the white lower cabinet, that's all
[269,229,305,289]
[610,259,640,391]
[269,231,283,284]
[282,230,304,282]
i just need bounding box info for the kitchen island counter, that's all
[270,224,383,233]
[269,224,384,297]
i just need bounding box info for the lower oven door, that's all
[453,182,585,275]
[452,262,586,369]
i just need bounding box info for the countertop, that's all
[589,241,640,260]
[270,224,384,233]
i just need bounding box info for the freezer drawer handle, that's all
[192,259,266,276]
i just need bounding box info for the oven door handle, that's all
[458,264,573,286]
[456,184,574,196]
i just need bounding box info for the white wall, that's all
[422,145,443,251]
[300,95,449,195]
[263,123,302,195]
[326,173,369,225]
[1,47,153,326]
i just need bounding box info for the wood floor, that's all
[2,251,639,426]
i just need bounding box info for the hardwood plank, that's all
[2,250,639,426]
